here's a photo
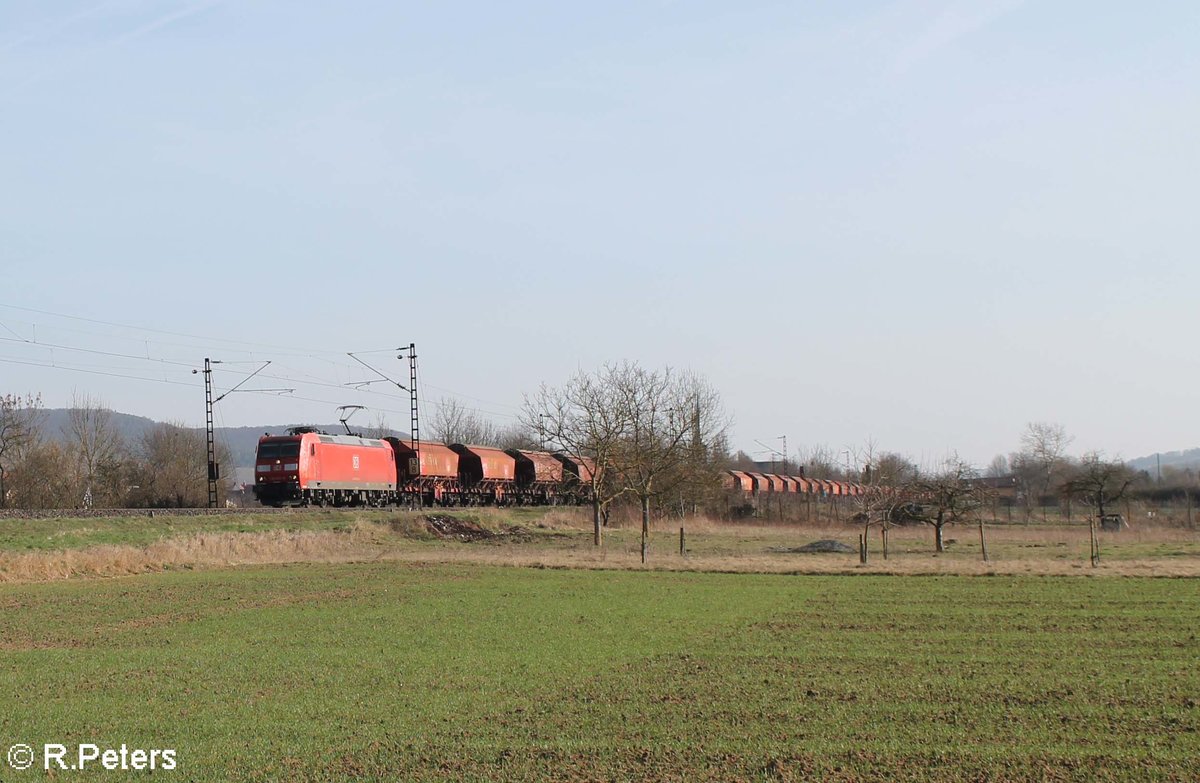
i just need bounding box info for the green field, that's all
[1,562,1197,781]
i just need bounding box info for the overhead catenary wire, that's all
[1,305,528,418]
[0,304,527,427]
[0,301,356,358]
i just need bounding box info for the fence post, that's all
[1089,518,1099,567]
[679,527,685,557]
[979,520,989,563]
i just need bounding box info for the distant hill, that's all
[39,409,162,448]
[37,409,407,475]
[1128,448,1200,473]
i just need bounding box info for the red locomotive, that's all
[252,429,595,508]
[252,431,397,506]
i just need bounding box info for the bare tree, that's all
[524,365,631,546]
[0,393,43,508]
[128,423,234,508]
[1062,451,1134,522]
[65,392,124,508]
[610,365,726,563]
[431,397,501,446]
[985,453,1010,479]
[494,423,539,452]
[364,411,393,439]
[1016,422,1073,509]
[846,441,911,562]
[658,429,731,519]
[903,456,987,553]
[802,444,844,480]
[6,440,73,509]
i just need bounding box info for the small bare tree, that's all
[432,397,501,446]
[65,392,124,508]
[610,366,726,564]
[0,393,43,508]
[524,365,631,546]
[846,441,911,562]
[1061,452,1134,567]
[803,444,845,480]
[1015,422,1073,513]
[495,423,539,451]
[904,457,987,553]
[364,411,393,439]
[1062,451,1134,521]
[985,454,1010,479]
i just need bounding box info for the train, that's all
[250,427,867,509]
[722,470,865,498]
[251,429,595,508]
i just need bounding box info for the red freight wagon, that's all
[506,449,565,486]
[386,438,459,480]
[253,432,395,507]
[385,438,460,504]
[549,453,597,503]
[553,454,596,484]
[450,444,516,483]
[506,449,566,504]
[720,470,748,489]
[450,444,517,502]
[747,473,771,493]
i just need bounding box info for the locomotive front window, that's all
[258,443,280,459]
[279,442,301,458]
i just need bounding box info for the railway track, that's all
[0,506,411,520]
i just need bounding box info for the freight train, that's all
[721,471,864,498]
[252,429,595,508]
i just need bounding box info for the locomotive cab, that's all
[252,436,305,505]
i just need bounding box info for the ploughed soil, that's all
[421,515,531,543]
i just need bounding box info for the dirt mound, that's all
[770,539,856,554]
[423,515,495,542]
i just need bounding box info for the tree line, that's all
[0,379,1177,549]
[0,393,234,509]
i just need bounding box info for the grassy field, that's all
[0,510,1197,780]
[1,561,1197,781]
[1,508,1197,582]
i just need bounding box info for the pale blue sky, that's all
[1,1,1197,466]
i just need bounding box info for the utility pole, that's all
[203,358,218,508]
[405,343,419,471]
[196,359,281,509]
[347,343,420,493]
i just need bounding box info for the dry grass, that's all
[370,540,1200,578]
[0,528,385,583]
[0,510,1196,584]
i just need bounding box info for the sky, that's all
[1,0,1197,469]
